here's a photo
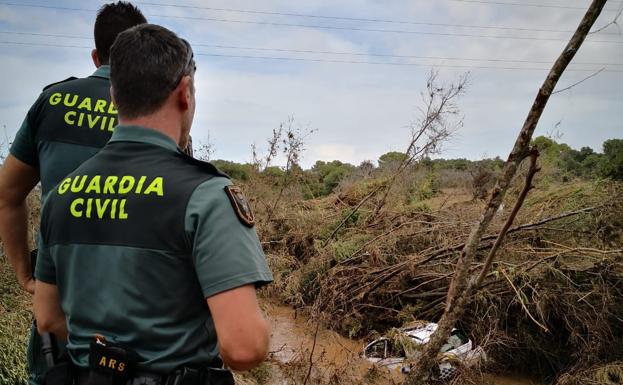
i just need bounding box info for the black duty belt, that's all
[43,334,234,385]
[75,366,234,385]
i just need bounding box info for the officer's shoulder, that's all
[41,76,79,92]
[179,152,230,179]
[190,176,256,228]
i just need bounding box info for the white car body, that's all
[363,322,485,380]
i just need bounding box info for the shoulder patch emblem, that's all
[224,185,255,228]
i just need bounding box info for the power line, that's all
[1,2,622,43]
[0,31,91,40]
[0,41,90,49]
[88,13,623,44]
[194,43,623,66]
[2,31,621,66]
[446,0,621,11]
[133,1,620,35]
[196,53,623,72]
[2,40,622,73]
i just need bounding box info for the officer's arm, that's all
[34,280,67,341]
[0,155,40,294]
[207,284,270,371]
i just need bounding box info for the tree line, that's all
[206,136,622,199]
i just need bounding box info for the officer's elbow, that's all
[220,318,270,371]
[221,347,268,371]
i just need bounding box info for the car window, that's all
[365,340,387,359]
[387,340,406,358]
[450,330,469,345]
[441,335,465,352]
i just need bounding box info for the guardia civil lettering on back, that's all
[34,24,273,385]
[0,3,146,385]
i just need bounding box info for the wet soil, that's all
[268,303,362,364]
[265,303,541,385]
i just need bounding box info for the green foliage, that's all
[211,159,255,181]
[307,160,356,197]
[262,166,285,179]
[409,172,441,203]
[378,151,408,168]
[530,136,623,181]
[430,157,472,171]
[331,234,370,263]
[600,139,623,180]
[409,202,432,213]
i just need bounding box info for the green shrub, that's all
[331,234,371,263]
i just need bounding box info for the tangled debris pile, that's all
[253,172,623,383]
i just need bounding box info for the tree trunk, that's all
[405,1,608,383]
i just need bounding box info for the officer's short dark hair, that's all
[110,24,196,119]
[94,1,147,64]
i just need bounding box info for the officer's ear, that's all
[91,49,101,68]
[109,86,117,108]
[177,76,193,111]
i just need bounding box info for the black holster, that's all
[203,367,234,385]
[41,332,74,385]
[166,366,234,385]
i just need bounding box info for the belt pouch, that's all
[88,338,133,385]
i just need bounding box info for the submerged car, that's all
[363,322,485,381]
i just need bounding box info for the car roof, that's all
[402,322,438,343]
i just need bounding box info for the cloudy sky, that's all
[1,0,621,167]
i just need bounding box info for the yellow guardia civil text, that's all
[49,92,118,131]
[57,175,164,220]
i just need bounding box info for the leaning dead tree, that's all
[405,1,609,383]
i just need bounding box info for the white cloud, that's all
[309,143,357,163]
[0,0,621,166]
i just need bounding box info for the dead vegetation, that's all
[1,144,621,385]
[251,161,623,384]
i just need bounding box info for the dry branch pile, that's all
[253,173,623,382]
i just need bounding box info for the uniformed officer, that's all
[0,3,146,384]
[33,24,273,385]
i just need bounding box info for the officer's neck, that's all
[119,106,182,146]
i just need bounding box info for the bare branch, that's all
[475,149,540,287]
[589,1,623,34]
[501,269,549,332]
[265,117,316,222]
[302,320,321,385]
[552,67,605,95]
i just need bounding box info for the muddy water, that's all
[267,303,363,365]
[265,303,540,385]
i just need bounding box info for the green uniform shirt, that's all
[10,66,116,198]
[35,125,273,373]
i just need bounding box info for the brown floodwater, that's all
[267,303,363,365]
[265,303,541,385]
